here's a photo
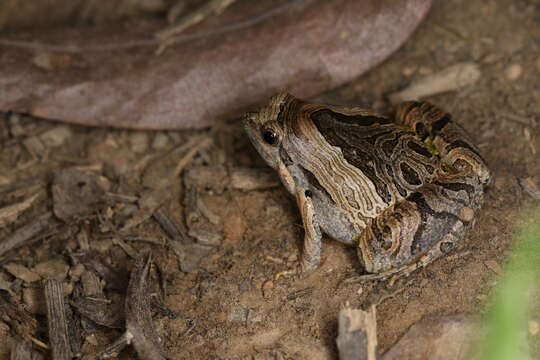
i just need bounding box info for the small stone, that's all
[402,66,416,77]
[33,259,69,281]
[152,132,170,149]
[481,53,503,64]
[458,207,475,222]
[223,212,246,243]
[3,263,41,283]
[69,264,85,281]
[238,280,251,293]
[529,320,539,336]
[22,136,46,156]
[33,53,71,70]
[23,287,46,315]
[40,126,73,148]
[535,57,540,71]
[129,132,149,154]
[505,64,522,81]
[247,311,263,324]
[90,238,113,253]
[228,305,249,323]
[85,334,99,346]
[216,312,227,323]
[52,168,109,221]
[262,280,274,298]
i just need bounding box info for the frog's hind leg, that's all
[354,177,479,279]
[395,101,491,185]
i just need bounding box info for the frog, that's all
[243,93,490,280]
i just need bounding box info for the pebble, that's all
[22,136,46,156]
[33,258,70,281]
[536,57,540,71]
[505,64,522,81]
[238,280,251,293]
[228,305,249,323]
[402,66,416,77]
[261,280,274,298]
[129,132,149,154]
[69,263,86,281]
[3,263,41,283]
[40,126,73,148]
[152,132,170,150]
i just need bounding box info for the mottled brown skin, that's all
[244,93,490,279]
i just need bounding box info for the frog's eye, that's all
[262,129,279,146]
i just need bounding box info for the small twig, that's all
[156,0,240,40]
[44,280,72,360]
[122,236,166,246]
[0,192,42,227]
[0,178,42,194]
[0,212,55,258]
[375,287,406,307]
[0,0,306,54]
[29,336,49,351]
[173,136,213,177]
[156,0,307,54]
[500,112,534,126]
[153,206,188,244]
[112,237,139,259]
[286,287,314,301]
[104,192,139,203]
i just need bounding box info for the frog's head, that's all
[243,92,297,170]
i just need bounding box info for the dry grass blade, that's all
[125,249,166,360]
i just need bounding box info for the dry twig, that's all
[44,280,71,360]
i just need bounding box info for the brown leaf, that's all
[0,0,431,129]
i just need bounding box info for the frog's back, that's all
[284,105,441,230]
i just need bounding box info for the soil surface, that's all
[1,0,540,359]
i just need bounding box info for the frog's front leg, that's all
[295,187,323,272]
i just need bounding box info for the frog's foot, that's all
[273,257,321,281]
[343,245,444,284]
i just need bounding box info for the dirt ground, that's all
[1,0,540,359]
